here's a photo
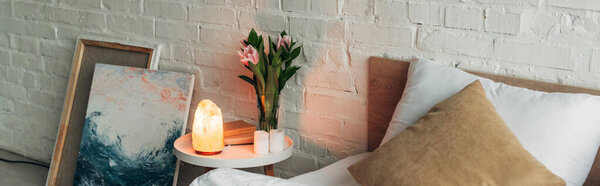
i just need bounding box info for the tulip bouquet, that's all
[237,29,302,132]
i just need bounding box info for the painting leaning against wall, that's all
[74,64,194,185]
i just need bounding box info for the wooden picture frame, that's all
[46,37,162,186]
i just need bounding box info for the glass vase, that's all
[257,93,279,132]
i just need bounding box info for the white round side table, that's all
[173,133,293,176]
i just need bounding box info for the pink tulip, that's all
[237,45,259,66]
[240,39,248,47]
[276,35,291,49]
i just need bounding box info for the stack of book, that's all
[223,120,256,145]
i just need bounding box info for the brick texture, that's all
[547,0,600,11]
[417,28,493,58]
[1,0,600,180]
[445,6,484,30]
[408,3,442,26]
[484,9,520,34]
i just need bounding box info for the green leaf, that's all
[248,29,258,46]
[248,62,265,93]
[238,75,255,86]
[272,48,283,66]
[268,36,274,64]
[284,47,301,68]
[279,66,300,91]
[290,46,301,59]
[287,66,300,79]
[258,43,268,77]
[264,64,280,110]
[281,58,291,68]
[282,45,290,53]
[257,36,264,50]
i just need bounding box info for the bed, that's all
[192,57,600,186]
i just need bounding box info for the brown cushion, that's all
[348,80,564,186]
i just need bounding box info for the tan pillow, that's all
[348,80,564,186]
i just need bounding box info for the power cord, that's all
[0,157,49,168]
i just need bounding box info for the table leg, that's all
[204,167,214,174]
[264,164,274,176]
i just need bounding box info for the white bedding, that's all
[189,153,370,186]
[289,152,370,186]
[189,168,304,186]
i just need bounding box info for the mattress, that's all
[288,152,370,186]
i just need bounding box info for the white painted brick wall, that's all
[592,49,600,73]
[375,1,408,23]
[494,40,573,70]
[484,9,520,34]
[547,0,600,11]
[417,28,494,58]
[445,6,484,30]
[342,0,371,16]
[144,0,187,20]
[282,0,307,13]
[350,23,413,47]
[1,0,600,180]
[311,0,338,16]
[189,6,236,25]
[408,3,442,26]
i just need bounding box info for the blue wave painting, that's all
[74,64,194,186]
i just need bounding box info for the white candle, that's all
[253,130,269,155]
[269,130,285,153]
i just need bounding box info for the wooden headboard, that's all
[367,57,600,185]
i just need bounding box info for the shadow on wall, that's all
[238,15,351,176]
[257,15,367,175]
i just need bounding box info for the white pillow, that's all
[382,57,600,186]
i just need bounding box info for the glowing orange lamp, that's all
[192,99,225,155]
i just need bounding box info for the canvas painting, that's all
[74,64,194,185]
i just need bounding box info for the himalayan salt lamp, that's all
[192,99,224,155]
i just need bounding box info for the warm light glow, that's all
[192,99,224,155]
